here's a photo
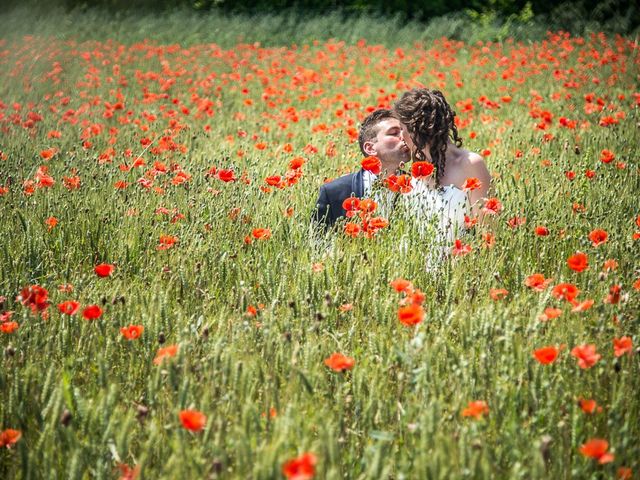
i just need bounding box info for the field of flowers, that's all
[0,14,639,479]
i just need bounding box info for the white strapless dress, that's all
[400,178,469,267]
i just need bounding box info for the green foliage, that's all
[0,7,639,479]
[2,0,639,35]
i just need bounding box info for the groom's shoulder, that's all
[320,171,359,192]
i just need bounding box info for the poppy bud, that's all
[136,405,149,422]
[540,435,553,464]
[324,292,332,306]
[158,332,166,344]
[60,409,72,427]
[574,145,580,155]
[211,459,223,474]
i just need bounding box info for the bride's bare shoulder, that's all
[448,146,484,168]
[443,146,488,185]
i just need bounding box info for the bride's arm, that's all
[462,152,492,221]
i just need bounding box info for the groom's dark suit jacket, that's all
[312,169,365,228]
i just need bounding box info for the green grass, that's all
[0,8,639,480]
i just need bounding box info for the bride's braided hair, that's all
[393,89,462,186]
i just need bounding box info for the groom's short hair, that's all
[358,109,395,157]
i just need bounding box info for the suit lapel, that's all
[352,169,364,198]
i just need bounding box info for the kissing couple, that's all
[313,88,492,262]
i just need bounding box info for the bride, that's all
[392,88,491,260]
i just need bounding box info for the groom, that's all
[312,109,411,228]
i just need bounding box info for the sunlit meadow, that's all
[0,9,639,479]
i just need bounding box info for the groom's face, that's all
[365,118,410,171]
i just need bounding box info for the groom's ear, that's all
[362,141,377,156]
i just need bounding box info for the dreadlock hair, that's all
[393,89,462,186]
[357,109,395,157]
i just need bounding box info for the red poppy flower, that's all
[613,336,632,357]
[216,169,236,182]
[361,156,381,175]
[57,300,80,315]
[604,284,621,304]
[464,215,478,229]
[482,197,503,215]
[462,177,482,192]
[579,438,614,464]
[600,149,615,164]
[252,228,271,240]
[82,305,103,320]
[451,239,472,256]
[552,283,580,302]
[324,353,355,372]
[45,217,58,230]
[344,223,361,238]
[117,463,140,480]
[588,229,608,246]
[179,409,207,432]
[397,304,424,326]
[483,232,495,248]
[358,198,377,213]
[157,234,178,250]
[571,344,601,369]
[461,400,489,419]
[489,288,508,300]
[289,157,305,170]
[385,174,412,193]
[154,344,178,365]
[265,175,282,187]
[94,263,115,277]
[411,161,434,179]
[17,285,50,314]
[120,325,144,340]
[578,398,602,414]
[409,289,425,305]
[506,216,526,229]
[571,299,594,313]
[334,303,352,314]
[1,322,19,334]
[40,148,56,160]
[367,217,388,230]
[534,226,549,236]
[537,307,562,322]
[533,346,559,364]
[342,197,360,217]
[0,429,21,448]
[618,467,633,480]
[282,452,317,480]
[390,278,413,293]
